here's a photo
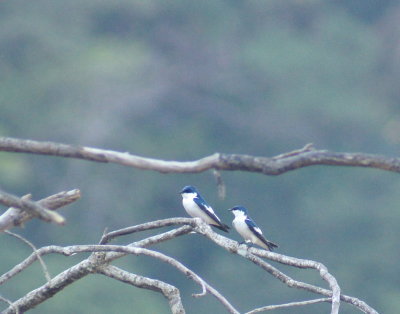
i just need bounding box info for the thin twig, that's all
[246,297,332,313]
[99,217,195,244]
[4,231,51,282]
[0,295,19,314]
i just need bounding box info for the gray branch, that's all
[1,218,378,314]
[2,258,94,313]
[193,219,377,314]
[245,298,332,313]
[100,217,377,314]
[2,244,239,314]
[97,265,185,314]
[0,189,66,226]
[4,231,51,282]
[0,137,399,176]
[243,250,340,313]
[0,189,80,232]
[0,295,19,314]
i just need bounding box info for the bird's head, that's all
[228,206,248,217]
[180,185,198,195]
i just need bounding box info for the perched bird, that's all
[228,206,278,251]
[180,185,230,232]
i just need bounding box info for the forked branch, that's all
[1,218,378,314]
[0,189,80,231]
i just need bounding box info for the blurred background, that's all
[1,0,400,313]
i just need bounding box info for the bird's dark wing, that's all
[193,197,230,232]
[245,217,278,250]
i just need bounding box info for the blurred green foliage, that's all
[1,0,400,313]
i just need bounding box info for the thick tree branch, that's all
[1,137,400,176]
[2,258,94,314]
[0,189,80,232]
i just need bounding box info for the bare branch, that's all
[94,245,240,313]
[245,298,332,313]
[0,137,218,173]
[1,137,400,176]
[0,225,193,286]
[2,258,94,314]
[98,218,376,314]
[190,219,377,314]
[0,189,80,232]
[97,265,185,314]
[99,217,195,244]
[242,252,341,314]
[2,244,240,314]
[1,218,377,314]
[0,189,65,226]
[101,246,238,313]
[4,231,51,282]
[243,250,340,313]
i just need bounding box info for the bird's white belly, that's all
[233,219,260,244]
[182,198,215,225]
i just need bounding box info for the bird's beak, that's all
[227,208,232,211]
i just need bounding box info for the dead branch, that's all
[99,217,194,244]
[100,217,376,314]
[0,189,80,232]
[0,295,19,314]
[1,244,239,314]
[2,258,95,314]
[192,219,377,314]
[245,298,332,313]
[4,231,51,282]
[0,189,65,226]
[0,137,400,176]
[1,218,378,314]
[96,265,185,314]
